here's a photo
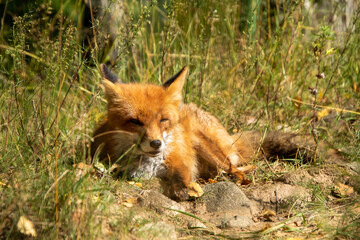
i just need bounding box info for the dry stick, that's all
[275,188,279,214]
[267,0,271,39]
[200,14,216,104]
[261,149,276,175]
[91,142,105,166]
[160,15,170,83]
[31,100,42,143]
[266,74,272,121]
[279,1,300,30]
[148,53,219,60]
[44,170,70,201]
[198,37,210,105]
[287,97,360,115]
[40,89,46,145]
[0,44,46,63]
[3,90,12,152]
[8,128,24,161]
[55,3,64,238]
[0,0,8,37]
[88,0,98,52]
[287,198,301,219]
[40,170,70,211]
[257,133,277,176]
[311,48,321,161]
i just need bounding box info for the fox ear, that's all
[163,66,188,88]
[102,79,119,103]
[163,66,188,102]
[100,64,120,83]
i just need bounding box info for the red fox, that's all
[91,64,340,200]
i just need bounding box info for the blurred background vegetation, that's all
[0,0,359,238]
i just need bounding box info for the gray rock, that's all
[137,190,185,216]
[347,161,360,175]
[200,182,255,228]
[202,182,253,214]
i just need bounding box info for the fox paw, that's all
[229,170,251,185]
[172,182,204,200]
[176,190,189,201]
[162,182,189,201]
[172,186,190,201]
[238,178,251,185]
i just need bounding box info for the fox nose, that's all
[150,140,162,149]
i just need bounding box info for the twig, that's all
[0,0,9,38]
[261,149,276,175]
[55,2,64,236]
[287,97,360,115]
[40,170,70,211]
[0,44,45,63]
[88,0,98,52]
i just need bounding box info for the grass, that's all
[0,0,359,239]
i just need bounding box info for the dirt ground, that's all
[98,156,359,239]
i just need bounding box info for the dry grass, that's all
[0,0,359,238]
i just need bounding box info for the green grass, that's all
[0,0,359,239]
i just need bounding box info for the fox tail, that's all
[233,131,342,163]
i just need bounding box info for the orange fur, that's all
[91,65,341,200]
[91,65,252,200]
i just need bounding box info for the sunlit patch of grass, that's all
[0,0,359,238]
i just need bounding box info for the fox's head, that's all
[100,64,188,157]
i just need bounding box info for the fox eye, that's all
[160,118,169,123]
[129,118,144,126]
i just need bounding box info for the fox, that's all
[91,64,341,200]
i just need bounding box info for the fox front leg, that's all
[161,148,197,201]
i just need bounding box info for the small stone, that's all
[187,220,206,229]
[137,190,185,216]
[348,161,360,175]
